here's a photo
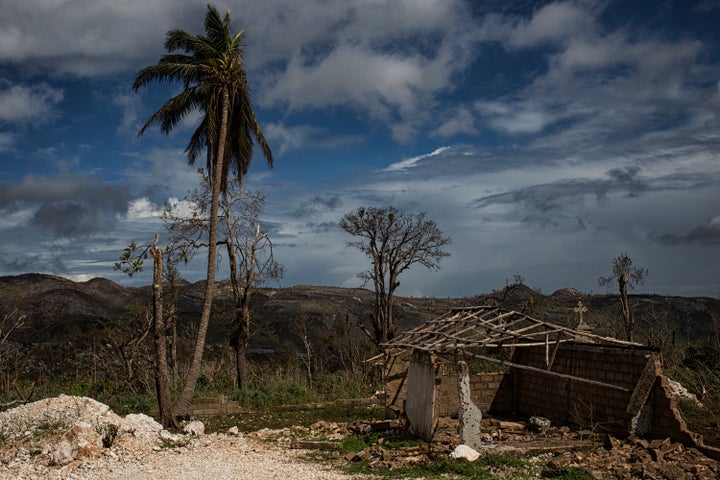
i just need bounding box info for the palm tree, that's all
[133,4,272,425]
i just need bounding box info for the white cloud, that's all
[0,82,63,124]
[383,146,451,172]
[264,122,322,155]
[126,197,163,220]
[112,91,141,134]
[475,101,554,134]
[262,44,427,115]
[508,2,598,48]
[434,107,477,137]
[0,0,204,76]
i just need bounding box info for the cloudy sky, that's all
[1,0,719,298]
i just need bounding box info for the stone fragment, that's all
[528,416,551,433]
[159,429,183,445]
[183,421,205,436]
[449,444,480,462]
[124,413,163,434]
[604,435,622,450]
[290,440,337,450]
[51,421,103,466]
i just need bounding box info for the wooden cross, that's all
[573,301,588,323]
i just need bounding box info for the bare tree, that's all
[164,175,283,389]
[103,301,152,391]
[116,235,174,426]
[598,253,648,342]
[0,309,26,400]
[340,206,451,345]
[290,314,315,387]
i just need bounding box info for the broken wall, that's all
[385,355,512,417]
[384,343,717,451]
[511,344,657,435]
[386,343,660,438]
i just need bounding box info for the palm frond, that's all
[134,3,272,185]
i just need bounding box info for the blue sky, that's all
[1,0,719,298]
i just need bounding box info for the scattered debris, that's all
[528,416,552,433]
[668,379,703,406]
[1,395,719,479]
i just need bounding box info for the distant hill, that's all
[1,273,718,381]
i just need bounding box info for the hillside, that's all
[1,273,719,384]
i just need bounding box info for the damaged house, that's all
[380,304,718,458]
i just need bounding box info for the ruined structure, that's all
[381,305,717,457]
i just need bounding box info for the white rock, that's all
[450,444,480,462]
[183,421,205,436]
[228,426,239,435]
[51,420,104,466]
[160,429,183,445]
[124,413,163,434]
[668,379,703,406]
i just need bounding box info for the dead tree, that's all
[116,235,174,427]
[340,206,451,346]
[0,309,26,397]
[104,302,152,390]
[598,253,647,342]
[164,175,283,390]
[290,314,315,387]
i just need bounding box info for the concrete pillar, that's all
[405,349,437,441]
[458,361,483,449]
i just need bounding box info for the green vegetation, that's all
[205,404,384,434]
[667,343,720,446]
[341,452,536,479]
[542,467,595,479]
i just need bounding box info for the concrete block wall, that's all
[512,344,656,435]
[385,354,509,417]
[385,344,658,438]
[188,395,244,417]
[435,370,508,417]
[385,354,410,413]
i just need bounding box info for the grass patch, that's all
[483,452,528,469]
[343,455,494,479]
[205,404,384,434]
[542,466,595,479]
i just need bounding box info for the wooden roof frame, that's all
[383,305,640,353]
[381,305,647,392]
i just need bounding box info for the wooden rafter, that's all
[384,305,642,354]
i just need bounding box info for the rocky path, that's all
[2,395,719,479]
[0,395,364,480]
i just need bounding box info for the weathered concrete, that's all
[458,361,483,450]
[626,355,661,436]
[405,349,437,441]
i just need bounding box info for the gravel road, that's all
[0,395,366,480]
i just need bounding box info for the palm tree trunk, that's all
[172,88,230,419]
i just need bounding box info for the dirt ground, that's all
[1,396,719,479]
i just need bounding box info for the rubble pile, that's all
[1,395,719,479]
[0,395,212,478]
[572,436,720,479]
[285,416,720,479]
